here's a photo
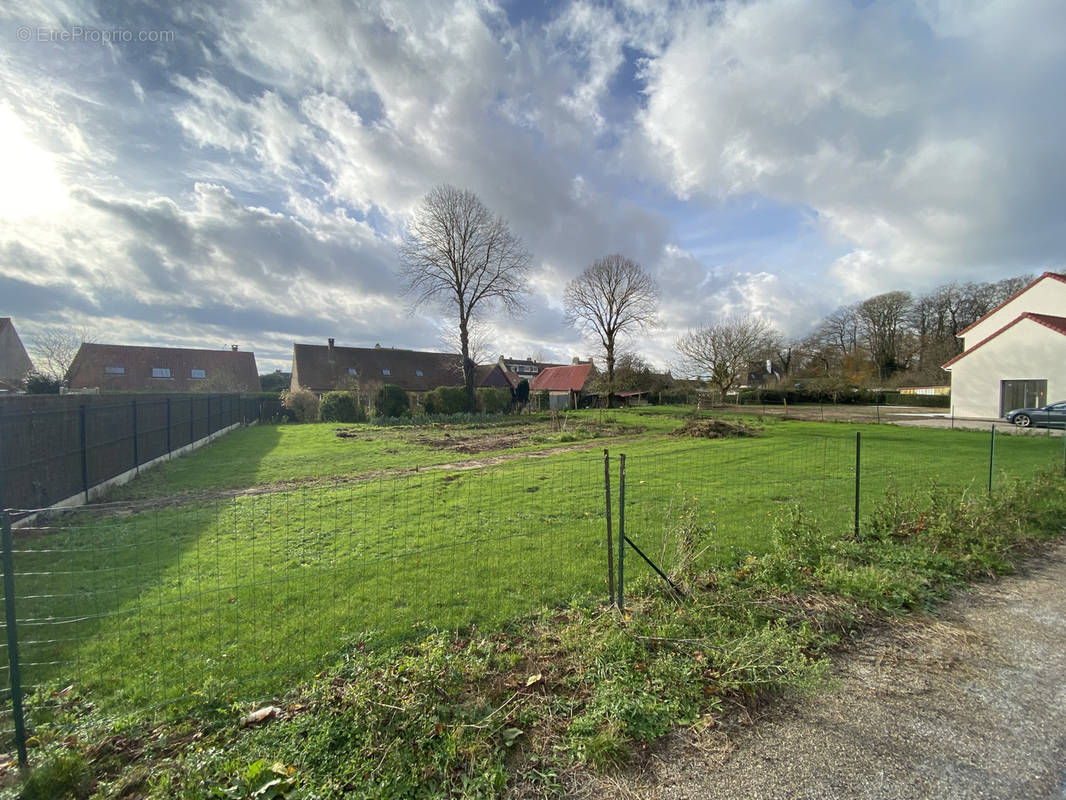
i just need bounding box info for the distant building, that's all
[898,385,950,396]
[530,361,596,410]
[497,355,563,381]
[943,271,1066,417]
[0,317,34,391]
[66,343,260,392]
[290,340,463,400]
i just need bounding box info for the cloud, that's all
[637,0,1066,295]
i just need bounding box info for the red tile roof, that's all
[943,312,1066,368]
[530,363,594,392]
[66,344,260,392]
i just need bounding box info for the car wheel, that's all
[1013,414,1032,427]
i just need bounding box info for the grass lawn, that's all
[4,409,1062,728]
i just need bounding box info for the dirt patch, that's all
[674,419,759,439]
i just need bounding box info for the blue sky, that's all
[1,0,1063,374]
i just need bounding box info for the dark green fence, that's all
[0,394,283,510]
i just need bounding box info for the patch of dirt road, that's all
[578,542,1066,800]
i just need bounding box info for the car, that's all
[1005,400,1066,428]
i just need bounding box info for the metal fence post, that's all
[988,424,996,494]
[617,453,626,612]
[79,404,89,504]
[2,511,28,769]
[603,449,615,606]
[854,431,861,539]
[165,398,172,455]
[131,399,139,474]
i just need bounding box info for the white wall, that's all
[949,319,1066,418]
[962,275,1066,348]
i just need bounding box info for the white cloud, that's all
[637,0,1066,295]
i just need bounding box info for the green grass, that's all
[4,411,1061,733]
[14,465,1066,799]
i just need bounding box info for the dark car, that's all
[1005,400,1066,428]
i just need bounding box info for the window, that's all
[415,369,423,377]
[103,366,125,375]
[151,367,172,378]
[190,369,206,379]
[382,368,391,376]
[348,367,358,376]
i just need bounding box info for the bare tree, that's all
[31,325,95,381]
[564,254,659,402]
[676,316,778,400]
[856,291,914,382]
[399,185,531,411]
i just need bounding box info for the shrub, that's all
[476,387,512,414]
[320,391,366,423]
[514,379,530,407]
[25,372,62,394]
[280,386,320,422]
[423,386,468,415]
[374,384,409,418]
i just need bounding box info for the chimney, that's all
[231,344,238,352]
[327,338,335,362]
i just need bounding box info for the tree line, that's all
[402,183,1033,407]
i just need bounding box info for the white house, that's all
[943,272,1066,418]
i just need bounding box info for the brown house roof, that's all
[66,344,260,392]
[0,317,34,384]
[943,312,1066,369]
[291,342,463,394]
[530,363,594,393]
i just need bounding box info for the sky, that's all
[1,0,1063,375]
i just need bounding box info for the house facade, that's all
[66,344,261,392]
[0,318,34,391]
[530,362,595,410]
[943,272,1066,418]
[290,340,463,401]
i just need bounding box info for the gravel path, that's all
[580,543,1066,800]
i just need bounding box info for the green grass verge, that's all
[11,466,1065,799]
[5,416,1060,723]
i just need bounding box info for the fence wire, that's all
[0,421,1062,746]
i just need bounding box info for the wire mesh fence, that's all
[0,394,284,511]
[0,420,1062,754]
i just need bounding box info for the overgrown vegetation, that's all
[279,386,319,422]
[10,466,1063,798]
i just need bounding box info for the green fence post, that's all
[617,453,626,612]
[79,404,89,504]
[2,511,28,769]
[603,449,615,606]
[131,399,139,474]
[165,398,172,455]
[854,432,861,539]
[988,424,996,494]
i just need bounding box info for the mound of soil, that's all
[675,419,759,439]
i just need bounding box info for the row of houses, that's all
[4,270,1062,416]
[0,324,605,410]
[289,339,598,409]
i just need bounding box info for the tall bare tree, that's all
[564,254,659,402]
[676,316,778,400]
[856,291,914,381]
[399,185,531,411]
[31,325,95,381]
